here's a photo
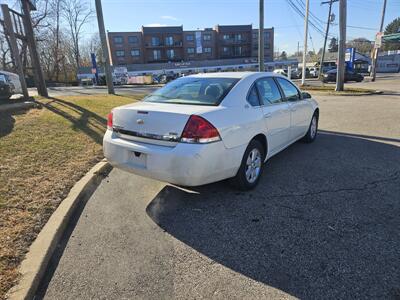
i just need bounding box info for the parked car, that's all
[103,72,319,190]
[273,69,288,77]
[0,78,12,100]
[309,67,319,78]
[0,71,23,96]
[273,68,301,79]
[322,69,364,83]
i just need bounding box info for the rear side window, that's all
[256,77,282,105]
[276,77,300,101]
[247,86,260,106]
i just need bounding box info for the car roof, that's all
[188,71,277,79]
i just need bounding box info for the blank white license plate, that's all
[129,151,146,168]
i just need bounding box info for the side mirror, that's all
[302,92,312,99]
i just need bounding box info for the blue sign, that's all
[345,47,355,71]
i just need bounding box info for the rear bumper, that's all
[103,130,244,186]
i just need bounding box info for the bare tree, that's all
[62,0,94,71]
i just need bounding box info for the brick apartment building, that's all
[107,24,274,66]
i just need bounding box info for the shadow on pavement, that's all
[147,133,400,299]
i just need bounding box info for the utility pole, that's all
[336,0,346,91]
[1,4,29,99]
[371,0,387,82]
[95,0,114,94]
[258,0,265,71]
[21,0,48,97]
[301,0,309,85]
[319,0,338,80]
[297,41,300,56]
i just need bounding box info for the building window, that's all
[128,36,138,44]
[187,47,195,54]
[131,49,140,57]
[153,49,161,60]
[223,47,230,54]
[203,34,211,41]
[113,36,123,44]
[264,43,271,49]
[116,50,125,57]
[166,49,175,59]
[236,34,242,41]
[186,34,194,41]
[234,46,242,56]
[165,36,174,46]
[264,32,270,40]
[223,34,230,40]
[151,36,160,46]
[252,32,258,39]
[204,47,212,53]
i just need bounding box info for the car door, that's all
[254,77,291,154]
[275,77,311,141]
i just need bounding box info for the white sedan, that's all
[103,72,319,190]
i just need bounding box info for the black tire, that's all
[230,140,265,190]
[302,112,318,143]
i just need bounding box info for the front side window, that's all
[144,77,239,106]
[116,50,125,57]
[256,78,282,105]
[275,77,300,101]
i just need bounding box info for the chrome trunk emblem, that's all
[136,119,144,124]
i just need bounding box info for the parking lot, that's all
[38,78,400,299]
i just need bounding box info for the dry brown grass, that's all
[0,94,141,299]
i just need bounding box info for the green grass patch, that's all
[299,85,380,95]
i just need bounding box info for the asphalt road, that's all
[38,81,400,299]
[28,85,159,97]
[26,73,400,98]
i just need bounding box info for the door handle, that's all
[264,112,272,118]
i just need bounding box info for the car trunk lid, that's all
[112,101,221,146]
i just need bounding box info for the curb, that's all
[6,160,112,300]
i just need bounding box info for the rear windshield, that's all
[143,77,239,106]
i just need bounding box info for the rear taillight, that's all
[181,115,221,144]
[107,112,113,130]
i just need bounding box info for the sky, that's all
[92,0,400,54]
[4,0,399,55]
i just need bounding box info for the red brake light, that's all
[107,112,113,130]
[181,115,221,143]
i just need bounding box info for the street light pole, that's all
[301,0,309,85]
[371,0,387,82]
[95,0,114,94]
[336,0,346,91]
[258,0,265,72]
[319,0,337,80]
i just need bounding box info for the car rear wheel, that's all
[302,112,318,143]
[231,140,265,190]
